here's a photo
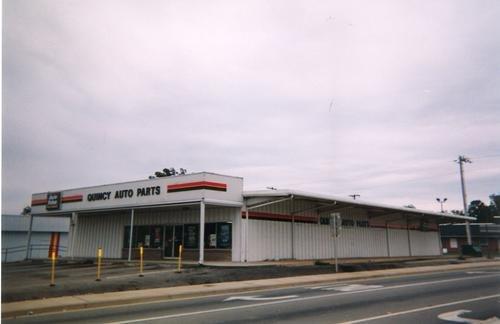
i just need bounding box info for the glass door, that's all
[164,225,174,258]
[173,225,183,257]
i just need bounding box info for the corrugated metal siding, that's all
[247,219,440,261]
[72,207,237,259]
[388,229,410,256]
[247,220,291,261]
[410,231,440,256]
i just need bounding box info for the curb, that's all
[3,260,500,319]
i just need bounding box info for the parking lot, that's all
[2,256,480,303]
[2,259,343,302]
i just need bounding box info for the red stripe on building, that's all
[241,211,317,224]
[62,195,83,203]
[31,199,48,206]
[167,181,227,192]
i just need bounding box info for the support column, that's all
[199,199,205,264]
[407,217,412,257]
[240,205,247,262]
[69,212,78,259]
[385,221,391,257]
[128,209,135,262]
[245,207,249,262]
[25,213,34,260]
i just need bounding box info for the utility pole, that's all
[455,155,472,245]
[349,194,360,200]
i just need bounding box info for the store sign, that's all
[86,186,161,202]
[46,192,62,210]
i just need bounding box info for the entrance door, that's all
[173,225,183,257]
[164,225,174,258]
[164,225,183,258]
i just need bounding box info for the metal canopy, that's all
[243,189,475,222]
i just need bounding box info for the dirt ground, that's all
[1,257,467,303]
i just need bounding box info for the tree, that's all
[468,200,492,223]
[21,206,31,216]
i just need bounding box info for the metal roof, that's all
[243,189,475,221]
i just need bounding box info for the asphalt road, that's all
[5,266,500,324]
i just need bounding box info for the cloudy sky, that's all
[2,0,499,214]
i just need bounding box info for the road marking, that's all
[338,294,500,324]
[329,284,383,292]
[437,309,499,323]
[309,284,383,291]
[105,273,500,324]
[224,295,298,302]
[308,284,345,290]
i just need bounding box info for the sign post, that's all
[50,251,56,287]
[96,247,103,281]
[177,245,183,273]
[139,246,144,277]
[331,213,342,273]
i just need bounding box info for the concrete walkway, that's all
[3,260,499,319]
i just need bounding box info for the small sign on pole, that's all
[330,213,342,273]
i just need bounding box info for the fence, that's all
[2,244,67,263]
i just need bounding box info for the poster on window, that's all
[185,224,198,248]
[217,223,231,249]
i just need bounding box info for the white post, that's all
[333,215,338,273]
[241,205,246,262]
[291,198,295,260]
[385,221,391,257]
[245,208,249,262]
[69,212,78,259]
[407,217,412,256]
[458,156,472,245]
[128,209,134,262]
[199,199,205,264]
[25,213,34,260]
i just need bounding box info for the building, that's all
[2,214,69,262]
[440,223,500,254]
[29,172,473,263]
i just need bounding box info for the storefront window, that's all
[183,224,199,249]
[217,223,232,248]
[123,225,163,248]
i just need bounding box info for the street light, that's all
[436,197,447,213]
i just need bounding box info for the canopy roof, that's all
[243,189,475,222]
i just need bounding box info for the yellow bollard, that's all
[177,245,183,273]
[96,247,103,281]
[50,251,56,287]
[139,246,144,277]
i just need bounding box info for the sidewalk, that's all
[3,259,499,319]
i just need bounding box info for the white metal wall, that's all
[245,219,440,261]
[71,207,238,259]
[409,230,440,256]
[388,229,411,257]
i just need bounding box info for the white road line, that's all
[105,273,500,324]
[338,294,500,324]
[224,295,298,302]
[309,284,345,290]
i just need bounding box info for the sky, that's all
[2,0,500,215]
